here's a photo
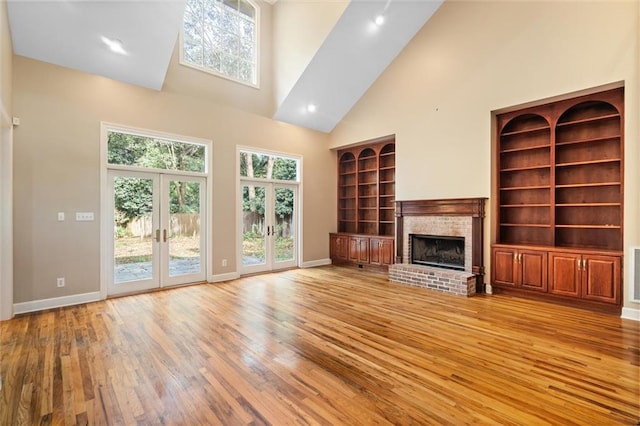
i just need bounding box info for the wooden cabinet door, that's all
[349,236,369,263]
[330,234,348,261]
[549,252,580,297]
[369,238,381,265]
[492,247,517,287]
[519,250,547,292]
[582,255,620,304]
[379,239,394,265]
[370,238,394,266]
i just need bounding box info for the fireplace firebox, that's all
[410,234,465,271]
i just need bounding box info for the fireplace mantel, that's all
[395,198,486,218]
[395,198,487,292]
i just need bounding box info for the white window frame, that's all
[236,146,303,274]
[100,122,214,298]
[180,0,260,88]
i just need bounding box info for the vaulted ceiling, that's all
[6,0,443,133]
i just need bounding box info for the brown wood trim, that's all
[395,198,487,292]
[491,243,623,257]
[395,197,487,218]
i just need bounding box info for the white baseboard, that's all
[300,258,332,268]
[14,291,102,315]
[207,260,331,282]
[208,272,241,283]
[621,307,640,321]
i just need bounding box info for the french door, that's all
[241,182,297,274]
[107,170,206,295]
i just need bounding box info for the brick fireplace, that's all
[389,198,487,296]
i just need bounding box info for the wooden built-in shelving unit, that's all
[332,137,395,270]
[493,87,624,313]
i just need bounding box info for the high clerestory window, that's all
[182,0,258,86]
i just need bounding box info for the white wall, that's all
[272,0,348,108]
[163,0,276,117]
[330,0,639,309]
[12,55,335,305]
[0,0,14,320]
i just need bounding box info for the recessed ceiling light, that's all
[307,104,317,113]
[101,36,127,55]
[374,15,385,26]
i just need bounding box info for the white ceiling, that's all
[6,0,443,132]
[273,0,443,133]
[7,0,186,90]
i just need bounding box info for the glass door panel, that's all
[242,184,268,272]
[108,171,206,295]
[109,171,159,295]
[274,186,296,267]
[163,176,206,285]
[241,183,297,273]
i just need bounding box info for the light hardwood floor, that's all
[1,266,639,425]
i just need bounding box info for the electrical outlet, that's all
[57,212,65,221]
[76,212,94,221]
[57,277,65,288]
[222,259,228,267]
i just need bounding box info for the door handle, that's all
[582,259,587,270]
[267,226,271,236]
[155,229,160,243]
[577,258,581,271]
[163,229,167,242]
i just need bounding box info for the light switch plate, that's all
[57,212,65,221]
[76,212,94,221]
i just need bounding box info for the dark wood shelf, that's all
[555,158,621,168]
[500,125,550,137]
[556,203,620,207]
[555,224,621,229]
[555,135,621,147]
[494,87,623,310]
[501,204,551,208]
[556,113,620,128]
[500,145,550,154]
[500,223,551,228]
[555,182,620,188]
[500,165,551,172]
[336,139,396,243]
[500,185,551,191]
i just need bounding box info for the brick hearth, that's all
[390,198,486,296]
[389,264,476,296]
